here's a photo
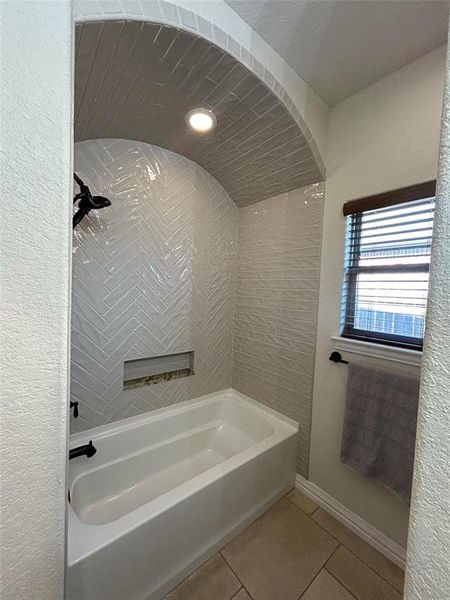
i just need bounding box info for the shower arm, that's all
[73,172,88,202]
[74,172,83,187]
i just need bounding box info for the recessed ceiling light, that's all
[186,108,216,133]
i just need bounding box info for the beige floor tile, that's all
[313,509,404,593]
[232,589,253,600]
[287,488,319,516]
[222,498,338,600]
[164,553,240,600]
[326,546,402,600]
[301,569,356,600]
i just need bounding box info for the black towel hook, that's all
[329,351,349,364]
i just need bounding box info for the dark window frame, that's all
[341,181,436,351]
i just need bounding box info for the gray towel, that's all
[341,362,420,503]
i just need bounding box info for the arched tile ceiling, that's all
[75,21,323,207]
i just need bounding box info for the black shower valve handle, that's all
[70,401,79,419]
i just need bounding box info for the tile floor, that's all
[164,489,404,600]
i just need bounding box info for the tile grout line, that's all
[300,540,361,600]
[285,490,320,518]
[287,494,402,598]
[322,565,361,600]
[287,493,404,594]
[163,553,229,598]
[317,521,404,594]
[229,586,244,600]
[285,494,343,600]
[220,550,254,599]
[296,544,343,600]
[296,569,324,600]
[324,546,401,599]
[220,492,323,600]
[230,585,256,600]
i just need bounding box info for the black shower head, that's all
[73,172,112,228]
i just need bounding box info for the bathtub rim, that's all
[69,388,298,448]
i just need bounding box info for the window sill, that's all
[331,336,422,367]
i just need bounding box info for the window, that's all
[341,182,436,350]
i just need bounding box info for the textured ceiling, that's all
[225,0,449,105]
[75,21,323,207]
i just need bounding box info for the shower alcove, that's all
[72,18,324,456]
[70,15,325,600]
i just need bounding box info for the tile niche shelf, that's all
[123,351,195,390]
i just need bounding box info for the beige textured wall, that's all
[309,45,446,547]
[232,183,324,476]
[71,139,238,431]
[405,37,450,600]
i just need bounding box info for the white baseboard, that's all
[295,475,406,569]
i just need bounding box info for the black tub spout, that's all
[69,440,97,460]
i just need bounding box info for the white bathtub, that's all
[67,388,298,600]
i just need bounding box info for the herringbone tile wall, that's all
[71,138,324,476]
[71,139,238,432]
[232,184,324,476]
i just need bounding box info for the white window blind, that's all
[342,196,435,349]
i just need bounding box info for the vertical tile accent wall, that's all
[233,184,324,476]
[71,139,238,432]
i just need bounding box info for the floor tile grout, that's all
[229,586,244,600]
[220,550,254,599]
[286,493,403,599]
[291,541,362,600]
[302,507,404,592]
[287,492,403,582]
[322,565,360,600]
[293,522,342,600]
[295,564,330,600]
[286,491,319,517]
[324,546,402,599]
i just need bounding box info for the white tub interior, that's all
[70,394,275,526]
